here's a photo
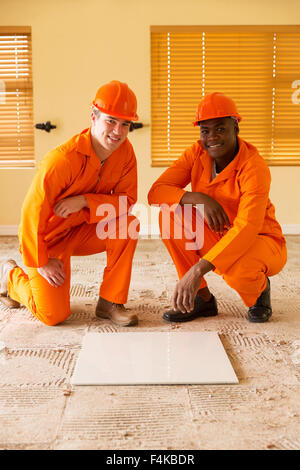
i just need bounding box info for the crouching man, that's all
[148,92,287,323]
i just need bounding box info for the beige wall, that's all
[1,0,300,227]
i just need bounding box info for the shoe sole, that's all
[0,260,18,296]
[96,310,138,327]
[0,295,21,309]
[248,315,272,323]
[0,263,8,295]
[163,310,218,323]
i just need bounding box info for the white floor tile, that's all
[71,331,238,385]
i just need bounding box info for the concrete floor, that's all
[0,235,299,450]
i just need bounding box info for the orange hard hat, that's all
[193,92,242,126]
[92,80,138,121]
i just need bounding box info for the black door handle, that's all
[35,121,56,132]
[129,122,143,132]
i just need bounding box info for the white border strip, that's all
[0,224,299,237]
[281,224,300,235]
[0,225,18,235]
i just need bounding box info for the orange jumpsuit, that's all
[8,128,139,325]
[148,137,287,307]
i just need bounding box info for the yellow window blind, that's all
[151,26,300,167]
[0,26,34,167]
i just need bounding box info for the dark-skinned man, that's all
[148,92,287,323]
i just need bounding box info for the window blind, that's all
[151,26,300,166]
[0,27,34,167]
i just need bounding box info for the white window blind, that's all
[0,26,34,167]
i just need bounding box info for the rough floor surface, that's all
[0,236,299,450]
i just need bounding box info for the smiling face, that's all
[199,117,239,168]
[91,109,131,157]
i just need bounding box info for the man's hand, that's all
[54,195,87,218]
[173,263,203,314]
[173,259,215,313]
[37,258,66,288]
[200,193,231,233]
[180,192,231,234]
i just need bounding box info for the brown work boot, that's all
[0,259,21,309]
[95,296,138,326]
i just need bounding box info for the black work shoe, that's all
[248,278,272,323]
[163,293,218,323]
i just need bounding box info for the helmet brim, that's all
[92,102,139,122]
[193,114,242,126]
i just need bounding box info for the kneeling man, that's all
[0,81,139,327]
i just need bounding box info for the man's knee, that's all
[158,206,204,252]
[33,305,71,326]
[97,214,140,241]
[158,205,181,239]
[113,214,140,241]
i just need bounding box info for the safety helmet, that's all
[92,80,138,121]
[193,92,242,126]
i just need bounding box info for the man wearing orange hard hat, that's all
[148,92,287,323]
[0,80,140,327]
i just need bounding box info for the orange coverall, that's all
[8,128,139,325]
[148,137,287,307]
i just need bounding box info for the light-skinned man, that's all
[0,80,139,327]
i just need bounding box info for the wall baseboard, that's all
[281,224,300,235]
[0,225,19,235]
[0,224,300,237]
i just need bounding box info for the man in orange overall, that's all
[0,80,140,326]
[148,92,287,323]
